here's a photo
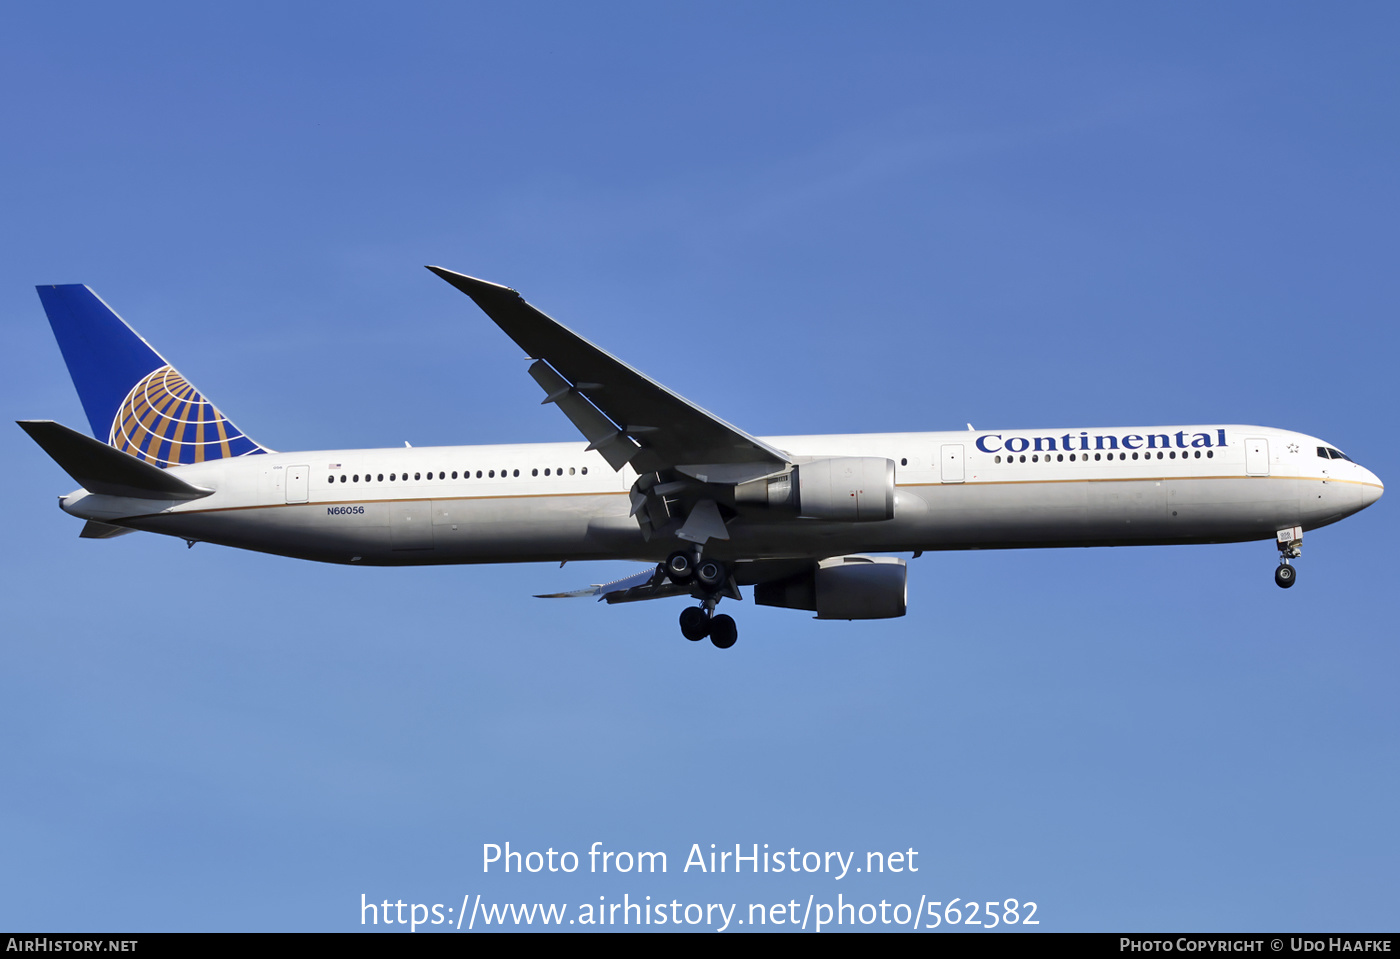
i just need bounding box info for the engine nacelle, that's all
[754,555,907,620]
[735,456,895,522]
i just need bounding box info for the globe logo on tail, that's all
[111,365,264,466]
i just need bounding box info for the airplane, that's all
[20,268,1384,649]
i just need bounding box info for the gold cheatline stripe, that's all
[902,474,1381,489]
[145,471,1380,518]
[171,489,633,515]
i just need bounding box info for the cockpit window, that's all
[1318,446,1354,462]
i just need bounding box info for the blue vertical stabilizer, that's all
[35,285,268,466]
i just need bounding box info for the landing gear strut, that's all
[1275,525,1302,589]
[670,555,739,648]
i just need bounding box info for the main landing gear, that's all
[1274,525,1302,589]
[668,549,738,649]
[678,606,738,648]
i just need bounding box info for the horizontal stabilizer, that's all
[80,520,135,539]
[17,420,213,501]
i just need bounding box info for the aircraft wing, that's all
[535,564,741,605]
[427,267,790,479]
[534,565,678,602]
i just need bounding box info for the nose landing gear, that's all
[1274,526,1302,589]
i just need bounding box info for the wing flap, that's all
[528,359,641,470]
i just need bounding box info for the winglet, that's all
[425,266,518,304]
[18,420,213,501]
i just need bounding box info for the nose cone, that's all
[1358,466,1384,508]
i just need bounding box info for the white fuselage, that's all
[56,425,1384,567]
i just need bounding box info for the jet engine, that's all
[754,555,907,620]
[735,457,895,521]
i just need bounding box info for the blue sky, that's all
[3,3,1396,932]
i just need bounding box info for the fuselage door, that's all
[940,444,965,483]
[286,464,310,503]
[1245,438,1270,476]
